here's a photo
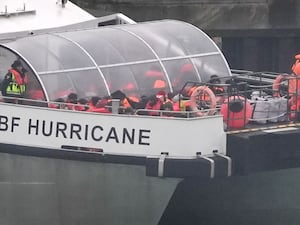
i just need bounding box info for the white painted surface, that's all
[0,102,226,157]
[0,0,94,34]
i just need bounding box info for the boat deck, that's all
[227,120,300,176]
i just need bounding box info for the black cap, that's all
[11,60,22,69]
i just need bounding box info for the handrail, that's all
[1,71,300,129]
[0,95,219,119]
[134,108,217,118]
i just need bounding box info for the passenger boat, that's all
[1,1,300,225]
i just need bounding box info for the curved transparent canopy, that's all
[0,20,231,102]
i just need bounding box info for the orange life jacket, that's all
[292,54,300,75]
[145,98,163,116]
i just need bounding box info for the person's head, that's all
[90,96,101,106]
[209,75,221,84]
[11,60,22,71]
[67,93,78,104]
[78,98,89,111]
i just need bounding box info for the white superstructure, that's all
[0,0,95,34]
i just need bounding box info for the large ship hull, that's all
[0,97,229,225]
[0,144,181,225]
[2,139,300,225]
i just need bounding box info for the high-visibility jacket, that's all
[5,69,27,96]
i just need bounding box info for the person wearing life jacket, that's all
[120,97,138,114]
[290,54,300,96]
[292,54,300,76]
[95,91,131,114]
[87,96,110,113]
[159,91,174,117]
[144,91,166,116]
[87,96,101,111]
[290,54,300,95]
[76,98,89,111]
[208,75,225,94]
[109,90,135,114]
[2,60,28,103]
[288,54,300,119]
[91,98,111,114]
[85,96,111,114]
[144,90,174,116]
[208,74,225,104]
[65,92,78,110]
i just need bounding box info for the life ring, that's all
[220,96,252,129]
[190,86,217,116]
[273,74,289,97]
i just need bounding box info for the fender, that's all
[221,96,252,129]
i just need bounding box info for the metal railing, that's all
[1,71,300,130]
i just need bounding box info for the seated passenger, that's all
[144,91,167,116]
[91,97,111,113]
[76,98,89,111]
[208,75,225,94]
[145,95,162,116]
[208,75,225,104]
[161,95,174,117]
[87,96,101,111]
[110,90,139,114]
[66,92,78,110]
[135,95,150,113]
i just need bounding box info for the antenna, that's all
[0,3,35,17]
[62,0,68,8]
[56,0,68,8]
